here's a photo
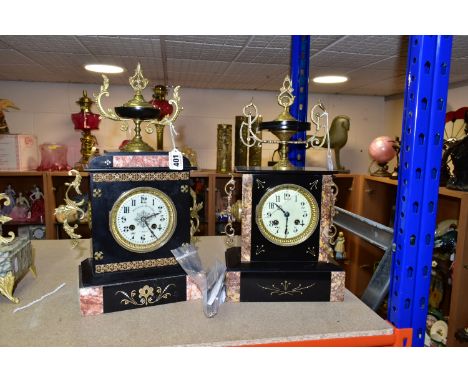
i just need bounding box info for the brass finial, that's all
[152,85,168,100]
[124,63,152,108]
[76,90,94,113]
[275,75,296,122]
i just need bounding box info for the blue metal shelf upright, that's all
[289,35,310,167]
[289,35,453,346]
[387,35,453,347]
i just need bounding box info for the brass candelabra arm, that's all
[307,101,330,149]
[190,188,203,244]
[0,193,15,245]
[54,170,86,248]
[145,86,183,134]
[240,101,262,148]
[223,175,237,248]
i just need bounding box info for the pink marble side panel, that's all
[186,276,202,300]
[330,271,345,302]
[113,155,169,168]
[79,286,103,316]
[319,175,335,262]
[241,174,252,263]
[225,271,240,302]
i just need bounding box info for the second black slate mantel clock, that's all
[224,75,345,303]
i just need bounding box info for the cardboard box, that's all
[0,134,39,171]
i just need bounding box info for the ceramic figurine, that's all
[30,186,45,223]
[334,231,346,260]
[9,192,30,221]
[1,184,16,215]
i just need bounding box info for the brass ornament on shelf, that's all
[0,193,15,245]
[216,124,233,173]
[54,170,86,248]
[239,75,333,170]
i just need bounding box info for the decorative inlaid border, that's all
[330,271,345,302]
[95,257,178,273]
[92,172,189,183]
[240,174,253,262]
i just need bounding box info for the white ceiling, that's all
[0,35,467,97]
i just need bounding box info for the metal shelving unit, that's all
[289,35,453,346]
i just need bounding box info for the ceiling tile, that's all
[165,40,242,61]
[0,35,89,54]
[236,47,289,65]
[311,51,386,69]
[310,35,345,52]
[0,49,36,65]
[77,36,161,58]
[323,35,407,56]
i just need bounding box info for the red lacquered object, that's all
[150,85,173,150]
[71,90,101,170]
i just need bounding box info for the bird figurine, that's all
[0,99,20,134]
[307,115,350,171]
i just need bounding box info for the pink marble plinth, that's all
[79,286,103,316]
[113,155,169,168]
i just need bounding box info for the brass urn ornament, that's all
[240,75,333,170]
[94,63,181,152]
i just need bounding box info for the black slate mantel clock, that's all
[224,75,346,303]
[60,151,200,316]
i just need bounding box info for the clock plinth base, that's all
[224,247,345,303]
[78,258,201,316]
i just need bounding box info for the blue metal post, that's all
[289,35,310,167]
[388,36,452,347]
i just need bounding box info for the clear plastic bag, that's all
[171,244,226,318]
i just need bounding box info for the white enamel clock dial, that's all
[256,184,319,246]
[110,187,176,253]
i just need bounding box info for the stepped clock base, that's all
[78,258,201,315]
[225,247,345,303]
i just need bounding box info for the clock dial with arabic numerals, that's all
[109,187,176,253]
[256,184,319,247]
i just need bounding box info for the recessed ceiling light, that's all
[312,75,348,84]
[84,64,124,74]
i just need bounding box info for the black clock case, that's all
[79,152,196,315]
[226,166,345,303]
[225,247,344,302]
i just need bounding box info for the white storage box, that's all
[0,134,39,171]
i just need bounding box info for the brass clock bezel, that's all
[109,186,177,253]
[255,183,319,247]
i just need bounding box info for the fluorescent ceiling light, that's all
[312,75,348,84]
[84,64,124,74]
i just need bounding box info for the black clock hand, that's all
[274,203,289,217]
[143,219,158,239]
[284,214,289,237]
[145,212,161,220]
